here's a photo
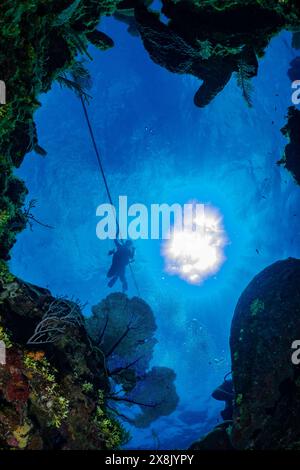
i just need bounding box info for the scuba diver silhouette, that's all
[212,373,234,421]
[107,239,135,292]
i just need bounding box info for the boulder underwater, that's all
[190,258,300,450]
[230,257,300,450]
[0,275,179,449]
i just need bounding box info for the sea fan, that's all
[236,60,255,108]
[69,29,93,60]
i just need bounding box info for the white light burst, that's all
[163,206,227,284]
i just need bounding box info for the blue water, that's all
[10,16,300,449]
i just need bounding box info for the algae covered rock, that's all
[230,258,300,449]
[87,293,179,428]
[0,276,128,450]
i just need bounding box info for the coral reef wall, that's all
[0,276,128,449]
[0,0,127,450]
[279,107,300,185]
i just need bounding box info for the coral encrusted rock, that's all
[230,257,300,449]
[0,275,128,449]
[0,0,120,261]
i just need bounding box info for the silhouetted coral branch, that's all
[27,297,85,345]
[24,199,54,230]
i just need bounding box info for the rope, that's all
[80,95,118,230]
[79,95,141,297]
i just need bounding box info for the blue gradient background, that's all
[10,15,300,449]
